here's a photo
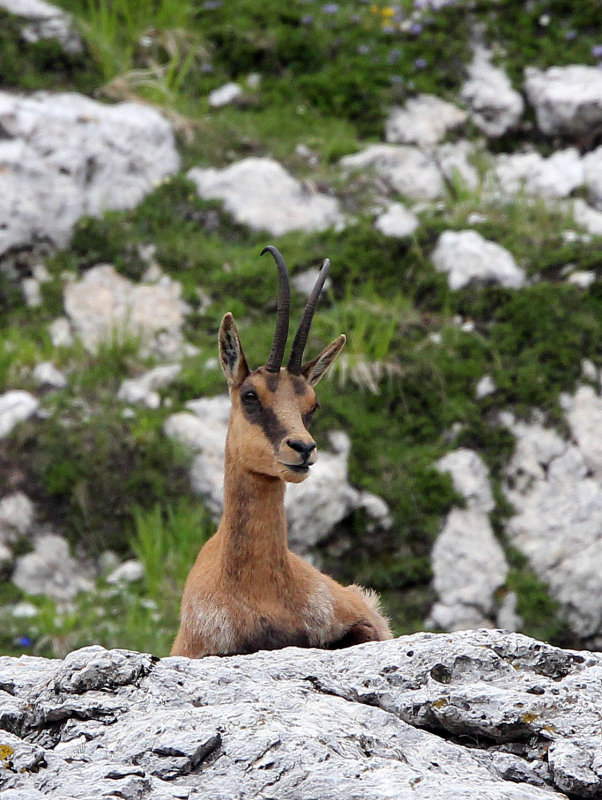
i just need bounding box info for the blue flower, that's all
[17,636,32,648]
[322,3,339,13]
[414,57,427,69]
[592,44,602,60]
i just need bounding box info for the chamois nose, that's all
[286,439,316,461]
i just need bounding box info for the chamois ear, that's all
[301,334,345,387]
[219,313,250,388]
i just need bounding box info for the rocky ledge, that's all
[1,630,601,799]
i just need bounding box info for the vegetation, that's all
[0,0,601,657]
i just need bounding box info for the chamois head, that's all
[219,246,345,483]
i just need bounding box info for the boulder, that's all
[573,198,602,236]
[492,148,584,200]
[0,91,179,257]
[0,0,82,53]
[2,631,602,798]
[64,264,189,357]
[163,396,391,555]
[461,48,524,137]
[187,157,344,236]
[12,534,93,601]
[524,65,602,138]
[431,230,525,290]
[340,144,445,200]
[374,202,419,238]
[385,94,467,146]
[430,449,510,631]
[117,364,182,409]
[502,392,602,642]
[208,82,243,108]
[582,145,602,209]
[0,492,34,542]
[32,361,67,389]
[0,391,39,439]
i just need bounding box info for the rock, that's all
[582,145,602,209]
[436,140,480,192]
[163,396,391,555]
[385,94,467,146]
[561,385,602,479]
[208,82,242,107]
[291,268,332,297]
[340,144,445,201]
[21,276,42,308]
[567,270,596,289]
[436,448,494,514]
[524,65,602,139]
[573,199,602,236]
[48,317,74,348]
[430,450,508,631]
[106,560,144,585]
[64,264,189,356]
[12,534,93,601]
[503,398,602,641]
[188,157,344,236]
[374,202,419,238]
[0,91,179,257]
[431,230,525,290]
[461,48,524,137]
[0,0,82,53]
[32,361,67,389]
[492,148,584,200]
[2,631,602,798]
[117,364,182,409]
[476,374,496,398]
[0,391,39,439]
[0,492,34,541]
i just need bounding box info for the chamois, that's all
[171,246,392,657]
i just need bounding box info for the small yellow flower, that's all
[381,7,395,17]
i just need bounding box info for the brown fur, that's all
[171,312,392,658]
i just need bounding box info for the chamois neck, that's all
[218,452,291,589]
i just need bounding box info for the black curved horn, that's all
[287,257,331,375]
[262,246,291,373]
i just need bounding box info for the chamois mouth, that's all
[279,462,311,474]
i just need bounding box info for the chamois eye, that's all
[242,389,259,405]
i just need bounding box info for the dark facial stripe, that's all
[241,402,288,448]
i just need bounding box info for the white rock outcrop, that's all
[188,157,344,236]
[0,91,179,256]
[64,264,189,356]
[374,202,419,238]
[12,534,93,601]
[0,0,82,53]
[164,396,391,555]
[524,65,602,138]
[0,391,39,439]
[2,631,602,798]
[582,145,602,209]
[430,449,511,631]
[431,230,525,290]
[461,48,524,137]
[117,364,182,409]
[492,148,584,200]
[502,389,602,642]
[385,94,467,146]
[0,492,34,542]
[208,82,242,108]
[340,144,445,201]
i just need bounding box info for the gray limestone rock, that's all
[163,396,391,555]
[492,148,584,200]
[117,364,182,409]
[0,492,35,542]
[1,631,602,798]
[0,0,82,53]
[524,65,602,138]
[385,94,467,146]
[0,91,179,257]
[0,391,39,439]
[64,264,189,357]
[374,202,419,238]
[502,393,602,641]
[461,48,524,137]
[431,230,525,290]
[582,145,602,209]
[12,534,93,601]
[340,144,445,201]
[187,157,344,236]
